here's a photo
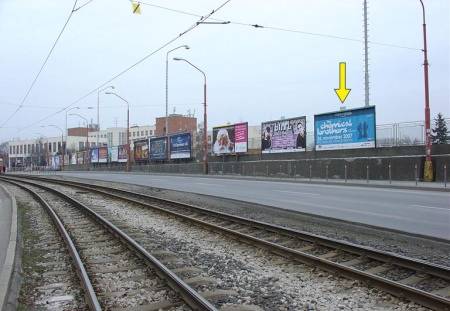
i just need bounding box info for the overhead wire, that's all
[137,0,420,51]
[0,0,79,128]
[18,0,232,132]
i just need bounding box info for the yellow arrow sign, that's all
[334,62,351,104]
[131,1,141,14]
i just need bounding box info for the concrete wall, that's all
[64,145,450,182]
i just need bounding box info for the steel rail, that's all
[4,175,450,310]
[0,176,218,311]
[1,179,102,311]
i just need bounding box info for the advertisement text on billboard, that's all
[90,148,99,163]
[134,140,149,161]
[314,106,376,151]
[212,122,248,155]
[108,147,119,162]
[170,133,191,159]
[118,145,128,162]
[150,137,168,160]
[261,117,306,154]
[98,147,108,163]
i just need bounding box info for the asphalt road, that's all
[54,172,450,240]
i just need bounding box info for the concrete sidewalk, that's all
[0,184,18,310]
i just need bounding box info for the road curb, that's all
[0,184,18,311]
[47,171,450,193]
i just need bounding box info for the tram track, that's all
[2,175,450,310]
[1,177,218,311]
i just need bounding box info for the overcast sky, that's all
[0,0,449,142]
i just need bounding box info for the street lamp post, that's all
[173,57,208,174]
[105,91,130,172]
[42,125,65,171]
[165,45,189,136]
[97,85,115,145]
[65,107,79,160]
[69,113,89,167]
[34,132,46,169]
[419,0,433,181]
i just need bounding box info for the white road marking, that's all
[411,204,450,211]
[195,182,212,186]
[275,190,320,196]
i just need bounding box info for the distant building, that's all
[155,114,197,137]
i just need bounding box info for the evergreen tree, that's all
[431,113,448,144]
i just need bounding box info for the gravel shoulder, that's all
[42,175,450,267]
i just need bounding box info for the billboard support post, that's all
[389,163,392,184]
[366,165,369,183]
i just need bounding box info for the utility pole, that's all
[363,0,370,107]
[420,0,433,181]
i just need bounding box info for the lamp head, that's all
[183,45,190,50]
[173,57,183,61]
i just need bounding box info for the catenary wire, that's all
[0,0,79,128]
[18,0,232,133]
[137,0,420,51]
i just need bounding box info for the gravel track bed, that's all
[25,184,189,311]
[53,182,431,310]
[377,266,416,282]
[48,175,450,267]
[3,183,87,310]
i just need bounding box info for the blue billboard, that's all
[150,137,168,160]
[170,133,191,159]
[90,148,99,163]
[314,106,376,151]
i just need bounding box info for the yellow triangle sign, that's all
[131,1,141,14]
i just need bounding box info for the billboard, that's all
[77,152,84,164]
[90,148,99,163]
[118,145,128,162]
[98,147,108,163]
[314,106,376,151]
[261,116,306,154]
[150,137,168,160]
[134,139,149,161]
[51,156,60,169]
[212,122,248,155]
[108,146,119,162]
[170,133,191,159]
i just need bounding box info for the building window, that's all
[145,130,148,136]
[150,130,153,135]
[141,131,144,136]
[133,132,136,137]
[20,145,23,154]
[53,142,56,152]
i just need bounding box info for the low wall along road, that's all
[61,145,450,182]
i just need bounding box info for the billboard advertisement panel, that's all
[150,137,168,160]
[134,139,149,161]
[212,122,248,155]
[261,117,306,154]
[169,133,191,159]
[77,152,84,164]
[108,147,119,162]
[235,123,248,153]
[118,145,128,162]
[90,148,99,163]
[98,147,108,163]
[314,106,376,151]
